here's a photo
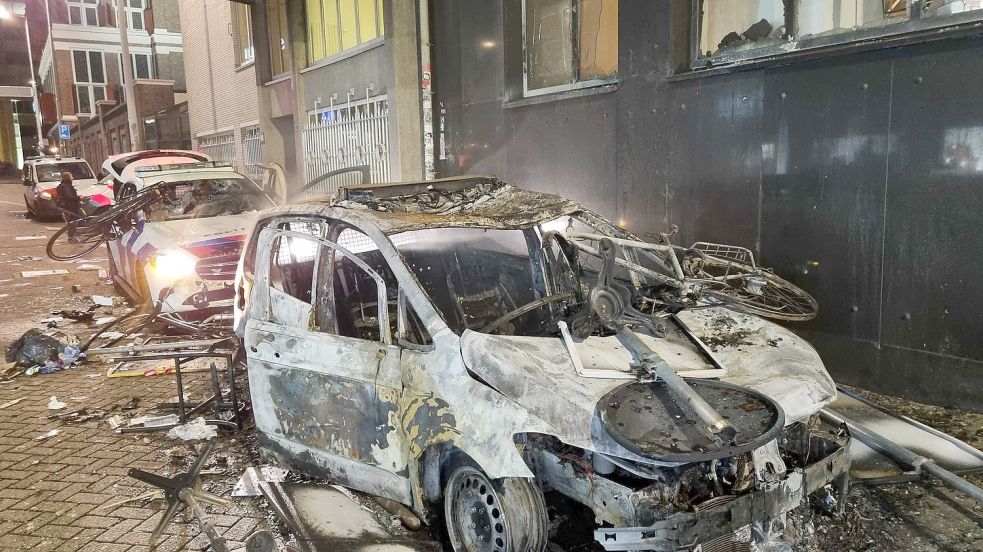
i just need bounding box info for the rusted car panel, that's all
[237,177,850,551]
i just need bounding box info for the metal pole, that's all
[21,16,45,151]
[117,0,142,151]
[618,328,738,443]
[43,0,62,150]
[820,408,983,504]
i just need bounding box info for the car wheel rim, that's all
[448,468,508,552]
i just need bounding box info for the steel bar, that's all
[820,409,983,504]
[619,328,738,443]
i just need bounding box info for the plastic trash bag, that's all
[5,329,61,367]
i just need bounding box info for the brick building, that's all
[37,0,188,169]
[177,0,262,179]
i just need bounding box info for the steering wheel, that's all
[480,292,574,335]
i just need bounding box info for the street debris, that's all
[0,397,26,409]
[232,465,289,497]
[76,264,102,271]
[21,269,69,278]
[48,407,110,423]
[71,284,82,293]
[34,429,61,440]
[130,414,180,428]
[91,294,114,307]
[47,396,66,410]
[167,417,217,441]
[107,415,125,429]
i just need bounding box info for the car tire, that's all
[23,198,34,219]
[443,464,548,552]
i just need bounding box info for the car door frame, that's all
[245,221,412,504]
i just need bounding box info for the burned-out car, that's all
[234,177,850,551]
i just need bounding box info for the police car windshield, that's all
[147,178,275,221]
[36,162,94,182]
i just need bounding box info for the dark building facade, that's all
[432,0,983,411]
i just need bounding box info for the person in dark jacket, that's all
[55,172,82,241]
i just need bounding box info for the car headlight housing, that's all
[39,190,54,200]
[149,252,197,280]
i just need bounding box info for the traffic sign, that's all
[59,124,70,140]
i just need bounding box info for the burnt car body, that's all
[234,177,850,551]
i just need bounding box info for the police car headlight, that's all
[150,253,197,279]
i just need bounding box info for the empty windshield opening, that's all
[145,179,275,221]
[394,227,546,336]
[36,162,94,182]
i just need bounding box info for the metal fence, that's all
[302,95,391,189]
[198,132,236,165]
[242,126,263,180]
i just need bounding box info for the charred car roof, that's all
[263,176,586,234]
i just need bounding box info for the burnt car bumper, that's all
[592,436,851,551]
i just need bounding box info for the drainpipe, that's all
[418,0,434,180]
[117,0,142,151]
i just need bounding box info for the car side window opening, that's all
[266,220,323,328]
[321,227,398,343]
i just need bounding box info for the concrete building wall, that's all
[178,0,260,173]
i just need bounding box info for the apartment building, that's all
[177,0,262,179]
[38,0,187,167]
[237,0,425,192]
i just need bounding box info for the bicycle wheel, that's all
[689,257,818,322]
[46,219,107,261]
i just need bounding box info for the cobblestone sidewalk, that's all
[0,365,268,552]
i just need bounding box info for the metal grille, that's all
[302,96,391,188]
[198,132,236,165]
[242,126,263,180]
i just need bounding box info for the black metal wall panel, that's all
[666,76,764,251]
[758,59,892,344]
[881,42,983,362]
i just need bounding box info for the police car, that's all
[22,156,112,220]
[107,162,275,315]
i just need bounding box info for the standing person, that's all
[55,171,82,242]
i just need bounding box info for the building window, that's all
[233,3,256,65]
[306,0,385,64]
[111,0,145,30]
[694,0,983,68]
[118,53,154,80]
[266,0,292,76]
[522,0,618,97]
[68,0,98,26]
[72,50,106,115]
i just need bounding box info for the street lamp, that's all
[0,4,46,154]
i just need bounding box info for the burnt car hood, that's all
[460,307,836,455]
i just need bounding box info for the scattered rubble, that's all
[167,416,218,441]
[47,396,66,409]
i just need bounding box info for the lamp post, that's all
[0,4,46,154]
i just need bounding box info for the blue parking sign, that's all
[59,124,70,140]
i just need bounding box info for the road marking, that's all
[0,200,23,206]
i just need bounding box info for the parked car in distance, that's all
[22,156,112,220]
[234,176,850,552]
[99,150,212,199]
[107,162,275,315]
